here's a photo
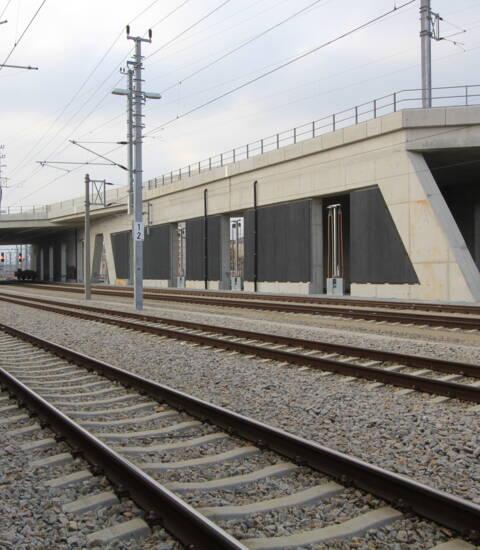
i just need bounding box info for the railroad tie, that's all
[242,506,403,549]
[85,518,150,546]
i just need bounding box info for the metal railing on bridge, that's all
[0,205,49,216]
[145,84,480,190]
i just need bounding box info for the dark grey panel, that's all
[350,187,418,284]
[144,224,171,279]
[111,231,131,280]
[207,216,221,280]
[186,216,221,280]
[245,200,311,282]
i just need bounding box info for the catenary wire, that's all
[158,0,331,96]
[8,0,173,178]
[146,0,417,136]
[0,0,13,20]
[146,0,232,59]
[0,0,47,71]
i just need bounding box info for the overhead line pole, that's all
[420,0,432,108]
[84,174,91,301]
[124,26,160,311]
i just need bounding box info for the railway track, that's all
[0,291,480,404]
[16,282,480,331]
[0,322,479,549]
[25,281,480,316]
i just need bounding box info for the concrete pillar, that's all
[103,232,115,284]
[309,198,323,294]
[219,215,231,290]
[61,243,67,282]
[48,246,54,281]
[39,249,44,281]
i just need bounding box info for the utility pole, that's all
[125,27,160,311]
[84,174,91,300]
[84,174,114,301]
[126,68,134,215]
[420,0,432,108]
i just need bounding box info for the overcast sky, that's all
[0,0,479,209]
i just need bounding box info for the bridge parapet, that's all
[145,84,480,189]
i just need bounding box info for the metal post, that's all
[127,69,134,215]
[84,174,91,301]
[127,29,157,311]
[253,180,258,292]
[204,189,208,290]
[420,0,432,108]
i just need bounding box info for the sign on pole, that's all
[134,221,144,241]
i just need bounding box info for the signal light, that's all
[18,253,22,263]
[0,253,4,263]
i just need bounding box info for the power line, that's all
[146,0,232,59]
[146,0,416,136]
[0,0,12,20]
[0,0,47,71]
[150,0,191,31]
[147,0,290,67]
[154,41,480,160]
[8,0,173,178]
[159,0,331,96]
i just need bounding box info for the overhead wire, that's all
[0,0,13,20]
[145,0,417,136]
[8,0,173,179]
[0,0,47,71]
[158,0,331,96]
[149,0,191,31]
[146,0,232,59]
[147,0,293,67]
[154,40,480,159]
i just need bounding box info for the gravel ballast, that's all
[0,296,478,510]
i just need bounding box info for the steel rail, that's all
[0,366,248,549]
[0,294,479,402]
[17,282,480,329]
[24,281,480,315]
[0,322,479,539]
[1,292,480,379]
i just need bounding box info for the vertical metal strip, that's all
[204,189,208,290]
[253,180,258,292]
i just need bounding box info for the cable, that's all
[147,0,293,67]
[146,0,416,136]
[146,0,232,59]
[159,0,330,96]
[0,0,47,71]
[0,0,12,20]
[8,0,171,177]
[150,0,191,31]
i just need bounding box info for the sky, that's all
[0,0,479,210]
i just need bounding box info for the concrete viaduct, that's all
[2,101,480,303]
